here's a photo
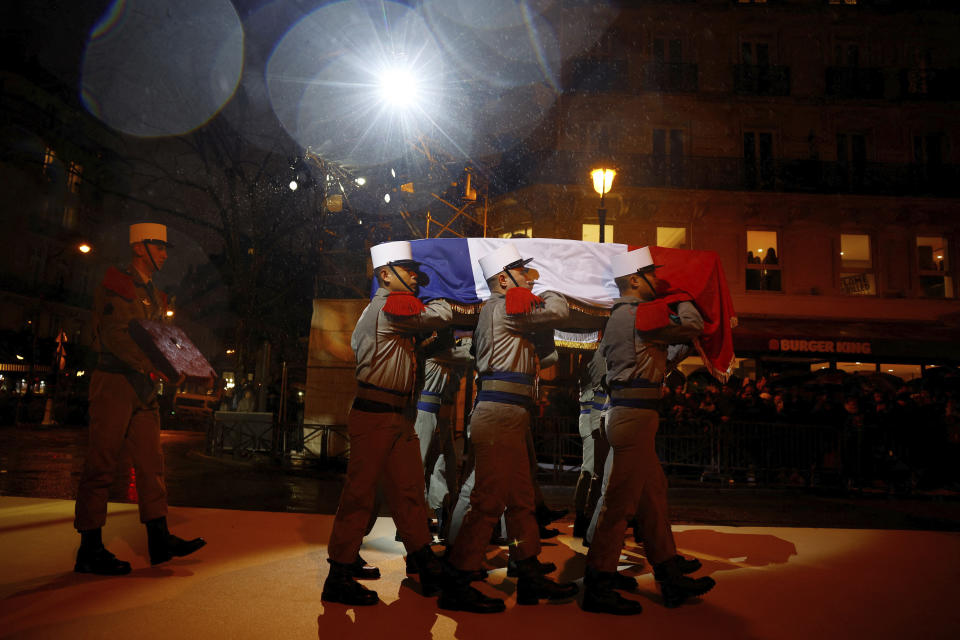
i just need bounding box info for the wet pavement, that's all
[2,424,960,531]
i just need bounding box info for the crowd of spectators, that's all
[657,367,960,492]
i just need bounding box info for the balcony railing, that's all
[563,58,630,94]
[642,62,699,92]
[506,151,960,197]
[825,67,886,99]
[899,68,960,101]
[734,64,791,96]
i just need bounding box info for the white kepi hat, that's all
[479,243,537,281]
[370,240,416,269]
[370,240,430,285]
[129,223,171,246]
[610,246,662,278]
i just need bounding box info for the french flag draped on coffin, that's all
[402,237,737,380]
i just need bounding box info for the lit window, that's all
[746,230,780,291]
[829,0,857,5]
[67,162,83,193]
[43,147,57,174]
[582,224,614,243]
[839,233,875,296]
[656,226,687,249]
[917,236,953,298]
[500,227,533,239]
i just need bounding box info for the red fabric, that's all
[629,246,737,380]
[102,267,136,301]
[383,291,427,316]
[505,287,544,315]
[635,293,693,331]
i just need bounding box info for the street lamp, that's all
[590,167,616,243]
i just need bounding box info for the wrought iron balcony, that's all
[825,67,886,99]
[642,62,699,92]
[733,64,791,96]
[500,150,960,197]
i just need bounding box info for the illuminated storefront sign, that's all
[767,338,872,355]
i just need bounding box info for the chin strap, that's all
[638,271,658,298]
[388,264,416,293]
[383,291,426,316]
[505,287,543,315]
[143,241,161,273]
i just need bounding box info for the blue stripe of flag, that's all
[411,238,481,303]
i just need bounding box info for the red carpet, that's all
[1,496,958,639]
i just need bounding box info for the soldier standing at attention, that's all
[440,243,578,613]
[582,247,714,615]
[74,223,205,575]
[322,241,453,606]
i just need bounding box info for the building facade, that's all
[488,0,960,378]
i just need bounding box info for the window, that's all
[657,226,688,249]
[746,230,780,291]
[582,224,614,243]
[500,227,532,239]
[586,122,617,155]
[744,131,774,189]
[646,38,697,92]
[738,0,768,4]
[839,233,875,295]
[67,162,83,193]
[43,147,57,174]
[828,0,858,5]
[837,133,866,190]
[917,236,953,298]
[653,129,684,186]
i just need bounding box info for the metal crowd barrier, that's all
[209,413,350,465]
[532,415,848,486]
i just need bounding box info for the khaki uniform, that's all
[327,288,452,565]
[414,342,472,511]
[586,298,703,573]
[75,267,170,531]
[447,290,568,572]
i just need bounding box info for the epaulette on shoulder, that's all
[102,266,137,301]
[505,287,544,315]
[383,291,426,316]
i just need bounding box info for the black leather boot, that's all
[506,557,556,577]
[674,554,702,575]
[438,567,505,613]
[408,545,444,596]
[74,528,131,576]
[653,556,715,608]
[350,555,381,580]
[581,566,643,615]
[535,503,568,526]
[514,556,579,605]
[322,560,379,606]
[573,512,589,538]
[145,517,206,566]
[611,571,638,591]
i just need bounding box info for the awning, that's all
[732,317,960,363]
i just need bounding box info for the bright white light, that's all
[78,243,92,254]
[378,67,419,108]
[166,310,175,318]
[390,168,397,178]
[77,370,86,377]
[384,193,391,203]
[289,180,298,191]
[16,355,24,360]
[356,177,366,186]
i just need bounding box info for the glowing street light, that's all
[78,243,92,254]
[590,167,616,243]
[289,180,298,191]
